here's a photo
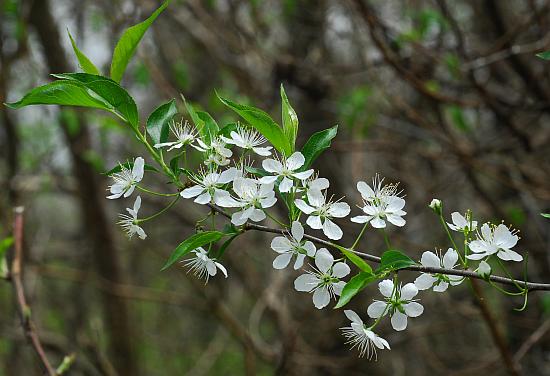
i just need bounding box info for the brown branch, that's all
[207,204,550,291]
[9,207,57,376]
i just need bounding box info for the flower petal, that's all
[271,236,292,253]
[344,310,363,325]
[367,301,388,319]
[306,215,323,229]
[286,152,305,171]
[279,177,293,193]
[313,287,330,309]
[391,311,408,331]
[273,253,293,269]
[332,262,351,278]
[315,248,334,272]
[327,202,350,218]
[403,302,424,317]
[262,158,283,173]
[400,283,418,301]
[420,251,440,268]
[294,274,318,292]
[443,248,458,268]
[323,219,343,240]
[414,273,437,290]
[295,199,315,214]
[378,280,394,298]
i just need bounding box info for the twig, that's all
[10,207,57,376]
[513,319,550,363]
[207,204,550,291]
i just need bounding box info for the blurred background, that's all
[1,0,550,375]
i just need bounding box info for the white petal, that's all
[332,262,350,278]
[357,181,375,199]
[350,215,370,223]
[293,254,306,270]
[450,212,468,229]
[294,274,318,292]
[420,251,440,268]
[367,301,388,319]
[194,192,212,204]
[295,199,315,214]
[132,157,145,181]
[344,310,363,325]
[273,253,293,269]
[310,178,329,191]
[286,152,305,171]
[386,214,406,227]
[218,167,237,184]
[262,158,283,173]
[433,282,449,292]
[323,219,343,240]
[314,248,334,272]
[206,260,217,276]
[466,252,487,260]
[270,237,292,253]
[291,221,304,241]
[252,146,272,156]
[400,283,418,300]
[443,248,458,268]
[180,185,204,198]
[307,189,325,207]
[248,209,266,222]
[391,311,408,331]
[494,224,518,249]
[259,175,278,184]
[215,262,228,278]
[370,217,386,228]
[293,169,314,180]
[333,281,346,296]
[123,185,135,198]
[403,302,424,317]
[497,249,523,262]
[303,241,316,257]
[327,202,350,218]
[312,287,330,309]
[378,279,394,298]
[279,177,293,193]
[306,215,323,229]
[133,196,142,212]
[414,273,437,290]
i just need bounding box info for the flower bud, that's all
[429,199,442,215]
[477,260,491,278]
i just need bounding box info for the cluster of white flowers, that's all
[106,118,527,361]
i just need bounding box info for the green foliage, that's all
[67,29,100,75]
[376,250,417,273]
[196,111,220,142]
[146,99,177,145]
[541,213,550,219]
[161,231,225,270]
[536,51,550,60]
[217,93,291,155]
[104,161,159,175]
[446,105,471,132]
[339,247,373,274]
[280,84,298,152]
[110,0,170,83]
[334,272,377,309]
[53,73,139,127]
[300,125,338,169]
[0,237,13,279]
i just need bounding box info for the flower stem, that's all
[265,210,287,227]
[351,223,369,250]
[381,228,391,250]
[136,186,180,197]
[137,196,180,223]
[438,213,465,266]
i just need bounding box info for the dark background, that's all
[0,0,549,375]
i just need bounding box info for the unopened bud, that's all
[429,199,442,215]
[477,260,491,278]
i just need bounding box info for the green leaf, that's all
[376,250,416,273]
[339,248,373,274]
[541,213,550,219]
[196,110,220,143]
[244,166,268,177]
[280,84,298,152]
[216,233,239,258]
[5,80,110,111]
[67,29,100,75]
[104,161,159,175]
[300,125,338,169]
[146,99,177,145]
[110,0,170,83]
[218,122,239,138]
[161,231,224,271]
[536,51,550,60]
[52,73,139,127]
[182,96,206,137]
[334,272,377,309]
[217,93,291,155]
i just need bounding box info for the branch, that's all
[9,207,57,376]
[207,204,550,292]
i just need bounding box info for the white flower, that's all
[107,157,145,199]
[477,260,491,277]
[183,247,227,283]
[351,176,406,228]
[228,178,277,226]
[117,196,147,239]
[180,168,237,206]
[221,127,272,156]
[259,152,314,193]
[367,279,424,331]
[340,310,390,359]
[154,120,197,151]
[300,173,330,192]
[294,248,350,309]
[466,223,522,262]
[295,189,350,240]
[193,137,233,166]
[428,198,442,214]
[447,211,477,232]
[270,221,316,269]
[414,249,463,292]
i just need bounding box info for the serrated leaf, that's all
[334,272,377,309]
[536,51,550,60]
[5,80,110,111]
[280,84,298,152]
[217,93,291,155]
[146,99,177,145]
[104,161,159,175]
[110,0,170,83]
[300,125,338,169]
[52,73,139,127]
[375,250,416,273]
[161,231,224,271]
[67,29,100,75]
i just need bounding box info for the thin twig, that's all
[10,207,57,376]
[207,204,550,291]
